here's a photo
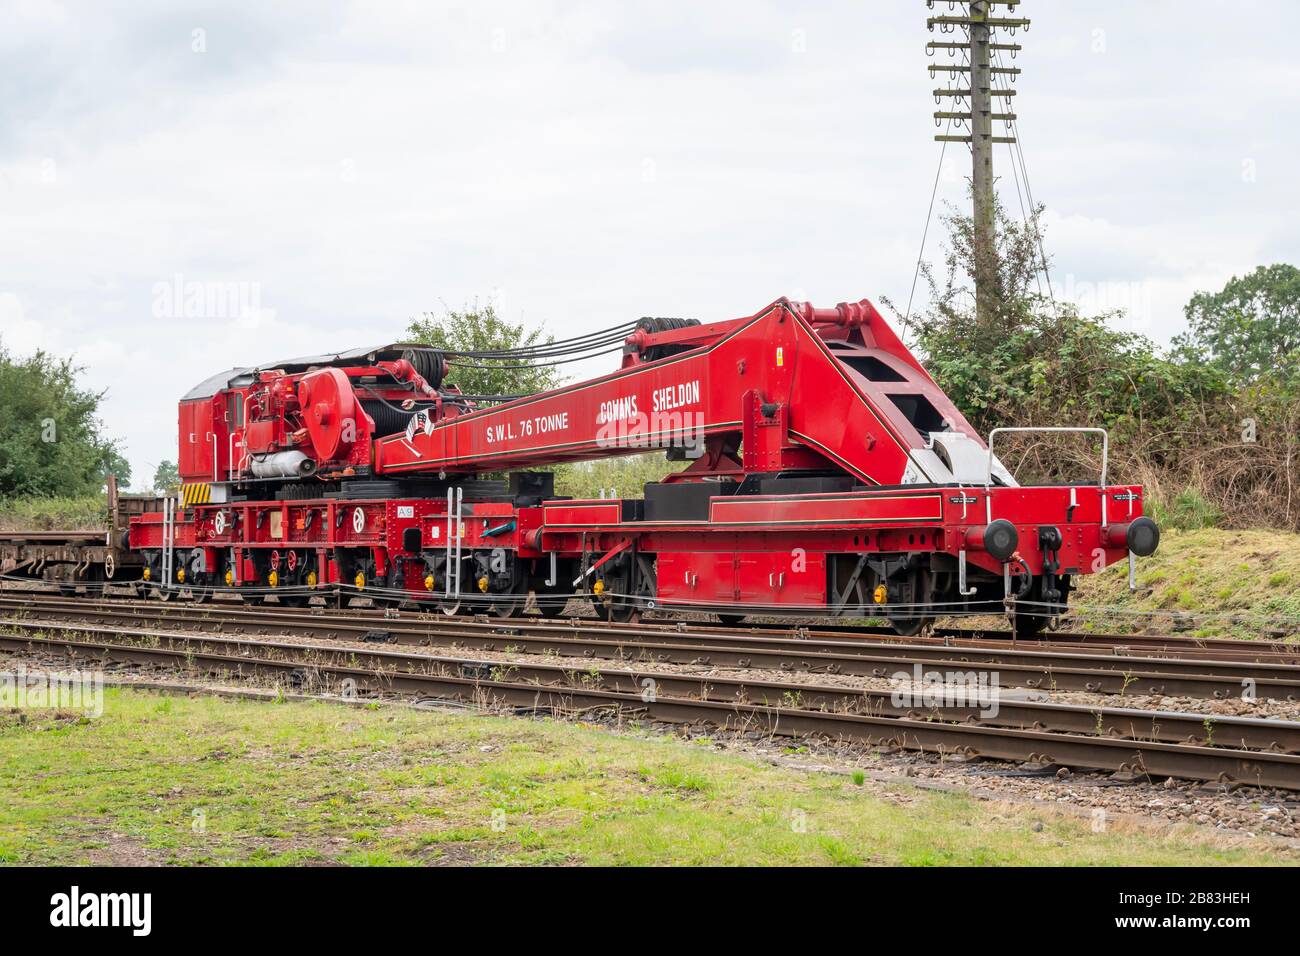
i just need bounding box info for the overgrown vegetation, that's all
[0,495,107,532]
[893,200,1300,531]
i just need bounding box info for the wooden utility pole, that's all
[928,1,1030,323]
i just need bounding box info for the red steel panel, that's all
[710,492,943,527]
[178,400,217,481]
[656,552,737,605]
[736,551,826,608]
[543,502,623,527]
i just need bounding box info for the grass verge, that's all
[1074,528,1300,639]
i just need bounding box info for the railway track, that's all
[2,593,1299,701]
[2,614,1299,789]
[3,584,1296,663]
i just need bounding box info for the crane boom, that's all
[375,297,1010,486]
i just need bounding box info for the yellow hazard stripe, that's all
[181,483,211,506]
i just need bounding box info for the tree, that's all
[1173,264,1300,384]
[897,194,1052,349]
[152,460,181,496]
[887,198,1227,485]
[404,302,563,398]
[891,199,1200,434]
[0,342,130,498]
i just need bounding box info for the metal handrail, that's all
[984,426,1110,525]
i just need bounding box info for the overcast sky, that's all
[2,1,1297,488]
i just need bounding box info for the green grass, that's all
[1148,488,1222,532]
[1075,527,1300,638]
[0,688,1291,866]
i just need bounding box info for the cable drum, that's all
[360,399,415,438]
[635,316,702,361]
[400,347,445,389]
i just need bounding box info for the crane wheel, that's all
[535,596,567,619]
[888,616,933,637]
[606,600,641,624]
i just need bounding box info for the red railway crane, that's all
[131,296,1158,637]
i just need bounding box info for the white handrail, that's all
[984,426,1110,525]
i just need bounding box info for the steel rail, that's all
[8,619,1300,753]
[3,592,1298,667]
[2,588,1296,664]
[2,618,1298,789]
[3,598,1300,701]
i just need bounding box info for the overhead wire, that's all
[433,320,639,360]
[1001,107,1044,299]
[904,20,973,331]
[433,317,637,350]
[447,345,626,370]
[992,46,1057,311]
[903,123,952,329]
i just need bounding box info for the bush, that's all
[0,495,108,531]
